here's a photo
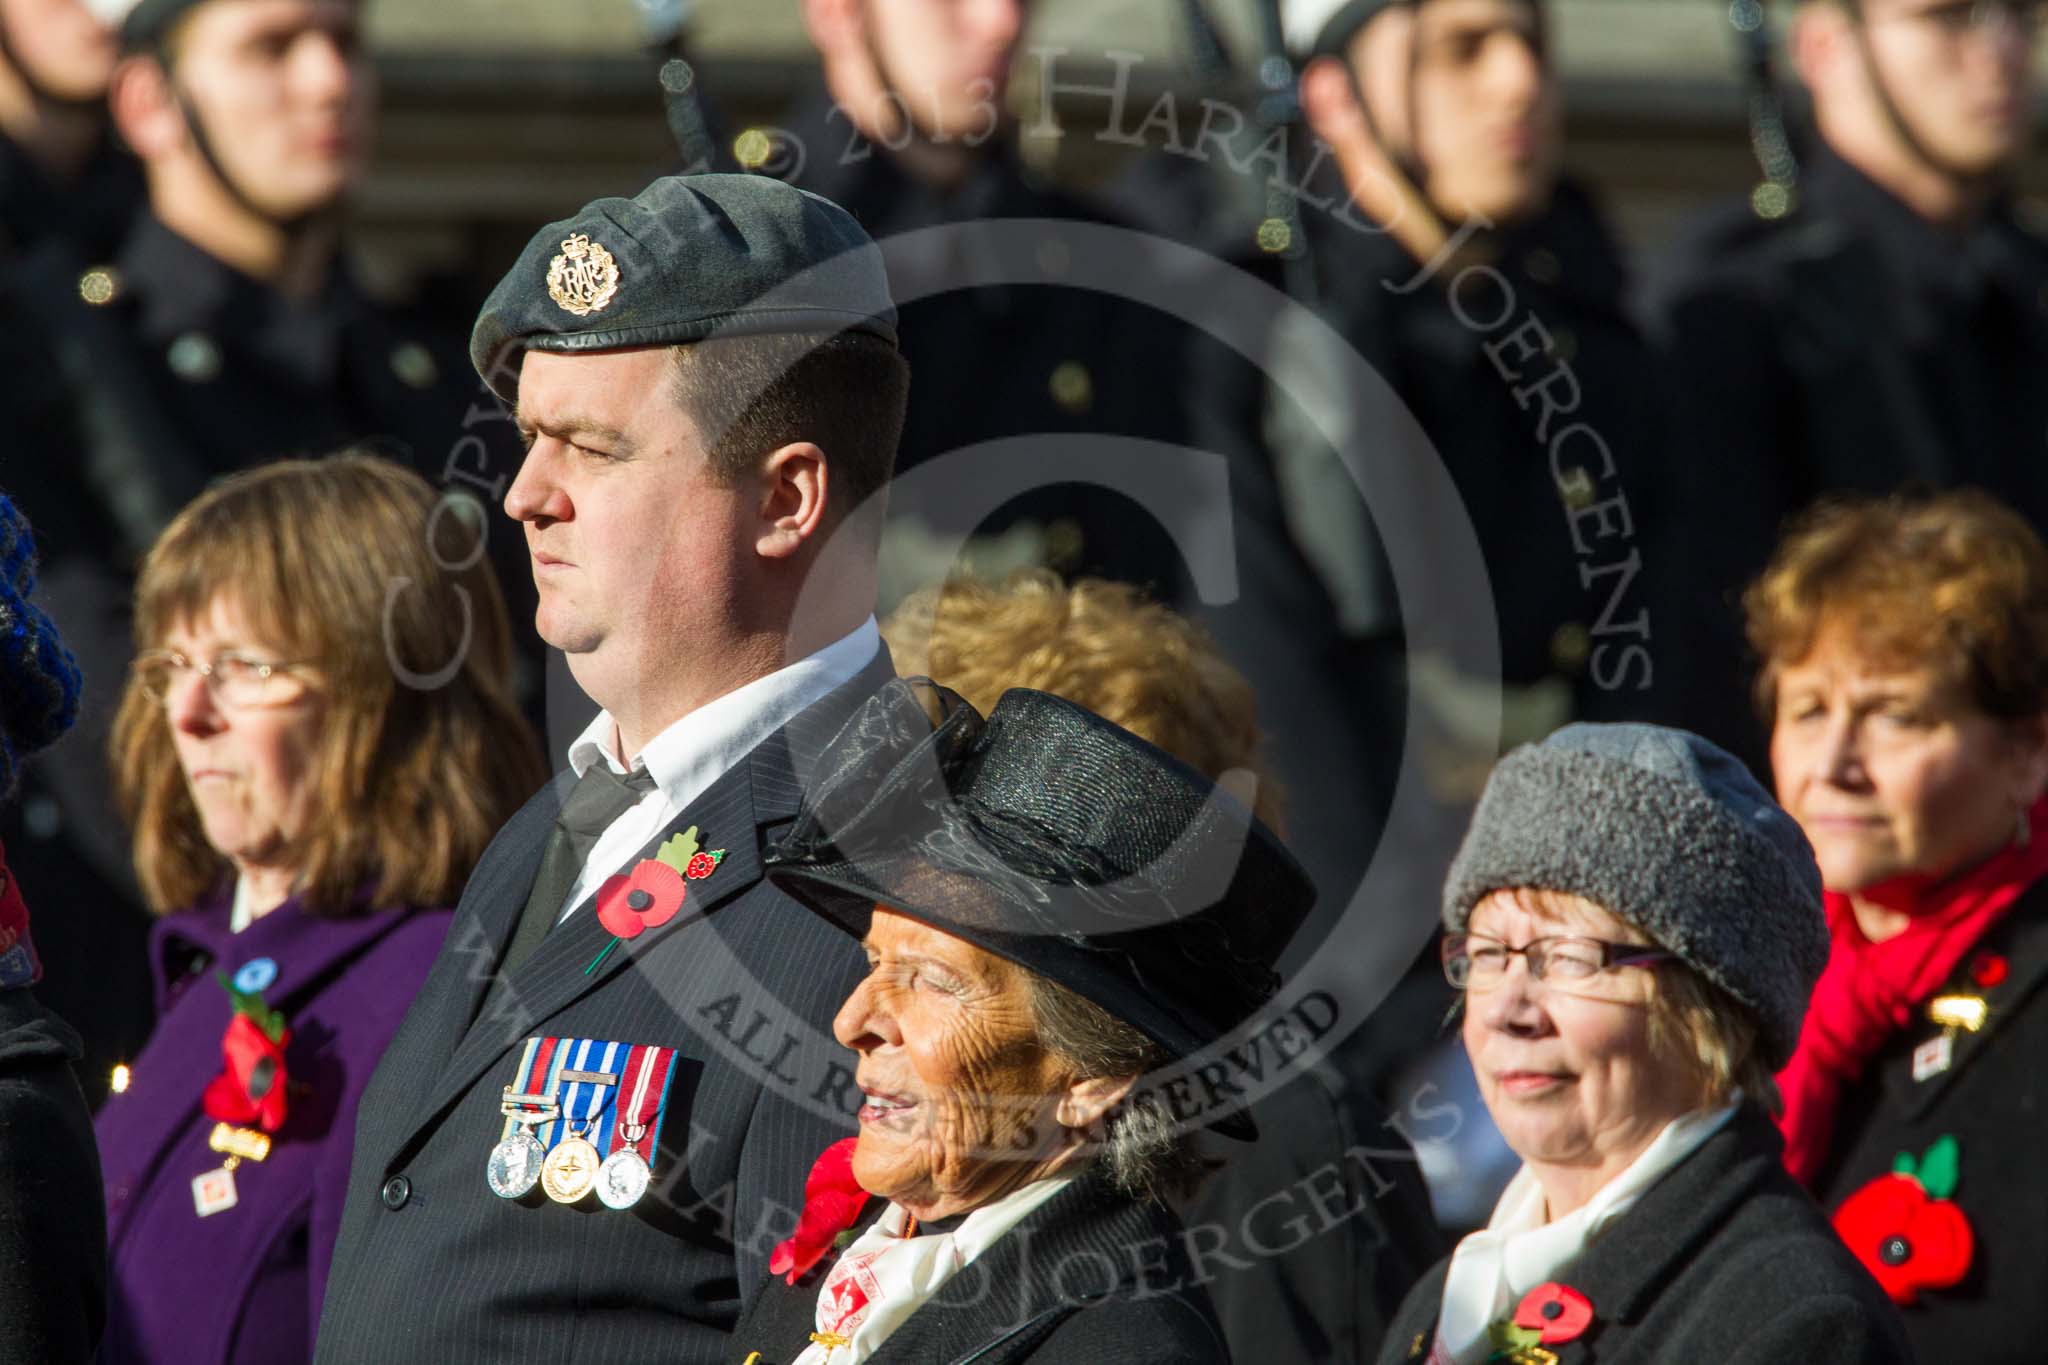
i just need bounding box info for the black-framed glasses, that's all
[1441,932,1675,992]
[132,649,311,709]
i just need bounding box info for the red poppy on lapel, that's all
[770,1137,871,1285]
[595,858,687,940]
[204,1011,292,1133]
[1833,1136,1973,1304]
[1513,1282,1594,1345]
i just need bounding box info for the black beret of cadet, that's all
[469,172,898,404]
[118,0,353,51]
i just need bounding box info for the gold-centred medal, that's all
[541,1128,601,1204]
[546,233,620,316]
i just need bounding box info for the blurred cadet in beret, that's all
[0,0,140,260]
[316,172,917,1365]
[0,492,108,1365]
[0,0,523,1105]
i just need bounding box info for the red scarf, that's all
[1777,797,2048,1184]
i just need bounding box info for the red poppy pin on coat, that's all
[1833,1135,1974,1305]
[1486,1282,1593,1362]
[769,1137,871,1284]
[586,826,725,974]
[203,973,292,1133]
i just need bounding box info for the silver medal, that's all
[487,1130,546,1199]
[596,1147,652,1210]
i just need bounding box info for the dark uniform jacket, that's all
[0,126,141,261]
[0,985,106,1365]
[1649,144,2048,770]
[0,211,519,1104]
[1809,875,2048,1364]
[1374,1106,1911,1365]
[728,1171,1229,1365]
[1297,180,1666,724]
[779,87,1190,596]
[1174,1062,1443,1365]
[313,652,894,1365]
[96,896,453,1365]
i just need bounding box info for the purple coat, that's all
[94,895,452,1365]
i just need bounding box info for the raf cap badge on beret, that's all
[546,234,621,317]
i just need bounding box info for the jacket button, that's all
[380,1175,412,1211]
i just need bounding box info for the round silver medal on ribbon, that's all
[596,1147,652,1210]
[486,1130,545,1199]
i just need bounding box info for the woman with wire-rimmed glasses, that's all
[93,454,543,1365]
[1375,722,1910,1364]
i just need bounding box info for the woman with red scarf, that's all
[1751,490,2048,1363]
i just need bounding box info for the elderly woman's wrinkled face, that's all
[1462,889,1696,1209]
[1770,627,2048,894]
[161,598,325,876]
[833,908,1078,1220]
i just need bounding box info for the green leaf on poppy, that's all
[1487,1321,1541,1353]
[215,972,289,1044]
[1919,1135,1960,1201]
[655,828,700,873]
[1892,1151,1917,1177]
[832,1228,858,1250]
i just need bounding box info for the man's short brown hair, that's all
[669,331,909,518]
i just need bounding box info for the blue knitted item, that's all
[0,497,81,797]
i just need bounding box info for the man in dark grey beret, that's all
[316,173,911,1364]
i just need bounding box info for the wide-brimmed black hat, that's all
[764,680,1316,1139]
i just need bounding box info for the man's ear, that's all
[108,54,184,160]
[1789,2,1849,96]
[801,0,865,58]
[1055,1072,1139,1135]
[755,440,829,561]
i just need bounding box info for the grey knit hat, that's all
[1444,722,1827,1068]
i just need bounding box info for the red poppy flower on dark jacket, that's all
[1514,1281,1594,1345]
[203,1012,292,1133]
[769,1137,871,1285]
[1833,1137,1974,1305]
[594,858,687,941]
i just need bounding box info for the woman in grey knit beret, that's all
[1375,722,1910,1365]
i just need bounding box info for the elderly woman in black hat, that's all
[730,682,1316,1365]
[1376,723,1910,1365]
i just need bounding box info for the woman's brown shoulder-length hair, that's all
[111,453,547,916]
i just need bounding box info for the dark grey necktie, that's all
[498,763,658,976]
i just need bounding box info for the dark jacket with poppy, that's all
[1373,1106,1910,1365]
[728,1170,1228,1365]
[1808,875,2048,1363]
[94,895,453,1365]
[314,654,894,1365]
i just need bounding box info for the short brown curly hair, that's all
[881,570,1285,833]
[1743,490,2048,723]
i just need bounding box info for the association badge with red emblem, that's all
[192,971,292,1216]
[585,826,725,975]
[1833,1135,1974,1305]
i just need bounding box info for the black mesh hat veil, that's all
[765,680,1317,1135]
